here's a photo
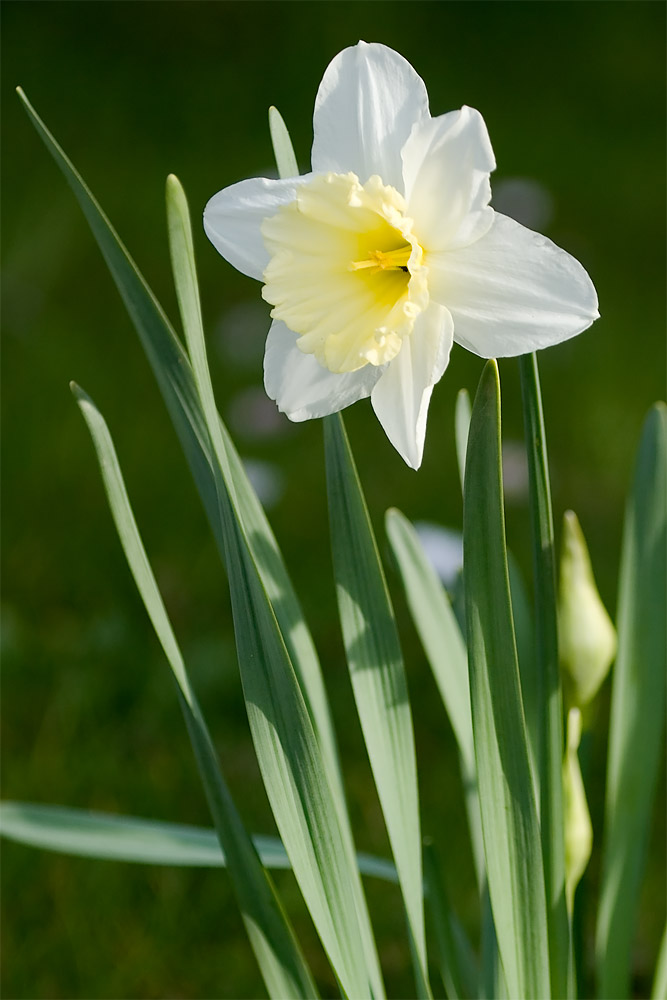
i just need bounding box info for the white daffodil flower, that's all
[204,41,599,469]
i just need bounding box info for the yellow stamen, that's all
[349,245,412,272]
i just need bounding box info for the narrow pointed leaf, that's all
[269,106,299,179]
[0,802,400,884]
[596,403,667,999]
[71,383,317,1000]
[455,388,472,495]
[0,802,286,869]
[464,360,550,1000]
[324,413,429,998]
[166,178,382,1000]
[16,88,345,865]
[385,507,484,887]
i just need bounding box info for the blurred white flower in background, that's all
[413,522,463,590]
[242,458,286,510]
[492,177,554,232]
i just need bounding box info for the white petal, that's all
[263,320,383,421]
[371,302,453,469]
[204,175,310,281]
[311,41,429,192]
[428,212,599,357]
[402,107,496,252]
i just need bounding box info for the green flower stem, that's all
[464,360,549,1000]
[519,352,569,999]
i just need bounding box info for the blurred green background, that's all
[2,2,665,997]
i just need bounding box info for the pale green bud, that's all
[563,707,593,912]
[559,510,617,708]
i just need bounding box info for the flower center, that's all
[349,245,412,273]
[261,172,428,373]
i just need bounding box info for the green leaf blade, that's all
[0,802,271,869]
[464,360,550,1000]
[596,402,667,999]
[385,508,484,887]
[519,352,569,999]
[0,802,401,886]
[17,92,343,829]
[71,383,317,1000]
[324,415,429,998]
[223,535,376,999]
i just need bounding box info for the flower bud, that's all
[559,510,617,708]
[563,707,593,912]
